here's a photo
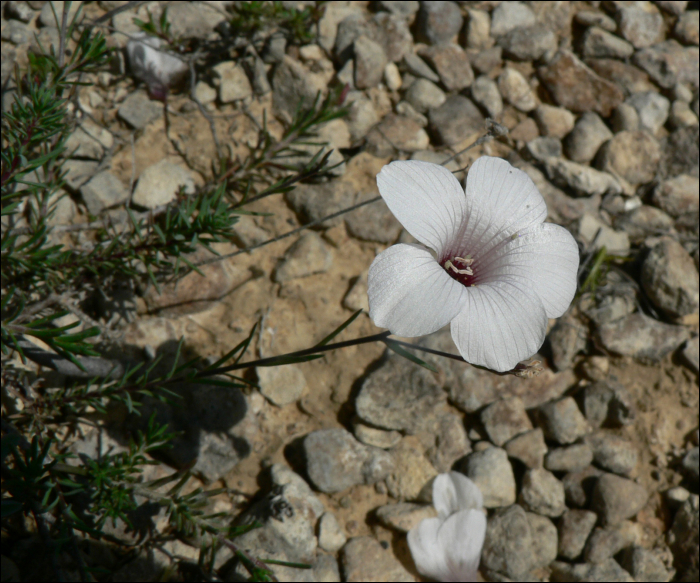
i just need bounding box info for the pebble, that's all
[586,432,639,476]
[527,513,559,570]
[2,20,29,45]
[354,36,387,89]
[498,68,537,112]
[318,512,347,553]
[547,311,586,370]
[375,502,437,533]
[669,99,699,128]
[166,2,225,39]
[457,447,516,508]
[376,1,420,19]
[117,91,162,129]
[274,233,333,283]
[404,78,446,113]
[415,0,463,45]
[519,468,567,517]
[681,336,699,374]
[584,527,629,564]
[592,473,648,525]
[564,112,613,163]
[383,62,402,91]
[403,52,440,83]
[582,27,635,59]
[558,509,598,560]
[614,205,675,243]
[667,495,700,582]
[546,444,594,473]
[641,238,700,318]
[341,536,413,582]
[505,428,548,469]
[675,10,699,46]
[534,105,575,139]
[682,446,699,483]
[365,113,429,156]
[194,81,217,104]
[480,397,533,447]
[626,91,670,135]
[212,61,252,103]
[578,214,631,255]
[303,428,394,493]
[5,0,35,22]
[39,1,81,27]
[256,364,306,407]
[373,12,413,63]
[575,10,617,32]
[425,413,471,473]
[470,75,503,119]
[538,397,590,445]
[617,6,665,48]
[272,56,327,123]
[655,1,688,15]
[596,130,661,190]
[132,160,196,209]
[490,1,536,37]
[465,8,492,49]
[544,158,621,197]
[612,103,641,132]
[563,465,604,508]
[538,50,624,117]
[498,24,557,61]
[587,58,656,97]
[314,554,341,583]
[582,380,635,429]
[471,46,502,74]
[286,180,355,227]
[419,44,474,91]
[550,559,635,582]
[620,546,671,582]
[633,40,699,90]
[481,504,536,578]
[661,125,699,178]
[428,94,485,146]
[665,485,691,508]
[385,436,438,500]
[353,419,402,450]
[335,14,372,64]
[581,355,610,382]
[79,171,129,216]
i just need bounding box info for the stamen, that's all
[454,256,474,266]
[444,259,473,276]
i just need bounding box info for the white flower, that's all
[408,472,486,582]
[126,32,188,100]
[367,156,579,372]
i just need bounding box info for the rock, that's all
[403,52,440,83]
[614,205,675,243]
[343,273,369,313]
[582,26,635,59]
[586,432,638,476]
[212,61,252,103]
[633,40,699,90]
[373,12,413,63]
[498,68,537,112]
[498,24,557,61]
[132,160,195,209]
[563,466,604,508]
[597,312,690,362]
[79,171,129,216]
[582,380,635,429]
[558,509,598,560]
[415,0,463,45]
[592,473,648,525]
[384,62,402,90]
[620,546,671,582]
[304,428,394,493]
[2,20,30,45]
[470,75,503,119]
[385,436,438,500]
[490,2,536,37]
[354,36,387,89]
[520,468,567,517]
[581,355,611,382]
[660,125,699,178]
[353,419,402,449]
[365,114,430,156]
[675,10,699,46]
[356,353,444,432]
[626,92,670,135]
[667,495,699,581]
[612,103,641,132]
[617,6,665,48]
[537,397,590,445]
[117,91,162,129]
[576,10,617,31]
[419,44,474,91]
[683,446,699,484]
[666,485,691,508]
[525,137,563,163]
[586,58,655,97]
[550,558,635,582]
[505,428,548,469]
[165,2,224,39]
[464,8,492,50]
[314,554,341,583]
[669,99,699,128]
[534,105,575,139]
[584,527,629,564]
[597,130,661,189]
[375,1,420,19]
[272,56,327,123]
[546,444,594,473]
[39,1,82,27]
[681,336,699,374]
[457,447,516,508]
[578,213,631,255]
[655,1,688,15]
[274,233,333,283]
[341,536,413,582]
[194,81,217,104]
[375,502,437,533]
[346,93,380,141]
[538,50,624,117]
[271,463,325,518]
[335,13,374,64]
[429,94,485,147]
[527,513,559,569]
[405,78,445,113]
[6,1,35,22]
[318,512,347,553]
[480,397,533,447]
[30,26,60,55]
[548,312,587,371]
[256,365,306,407]
[544,158,622,197]
[286,180,355,227]
[481,504,536,578]
[424,412,471,473]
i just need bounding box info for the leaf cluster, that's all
[229,1,326,45]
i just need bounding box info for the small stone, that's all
[373,12,413,63]
[6,1,35,22]
[505,428,548,469]
[383,62,401,91]
[614,205,675,243]
[597,130,661,189]
[286,180,355,227]
[498,24,557,61]
[534,105,575,139]
[550,558,635,582]
[272,56,327,123]
[586,58,656,97]
[558,509,598,560]
[633,40,699,90]
[620,546,671,582]
[661,125,699,178]
[405,78,446,113]
[318,512,347,553]
[581,356,610,382]
[429,94,485,147]
[465,9,492,50]
[2,20,29,45]
[612,103,641,132]
[80,171,129,216]
[592,473,648,525]
[563,466,604,508]
[471,46,503,75]
[538,397,590,445]
[375,1,420,19]
[426,413,471,473]
[194,81,217,104]
[375,502,437,533]
[314,554,341,583]
[481,504,536,578]
[498,68,537,112]
[538,50,624,117]
[626,92,670,135]
[343,273,369,313]
[365,114,430,156]
[274,233,333,283]
[212,61,252,103]
[470,75,503,119]
[526,139,563,165]
[62,159,99,190]
[457,447,516,508]
[519,468,566,517]
[586,432,638,476]
[118,91,162,129]
[527,513,559,570]
[582,380,635,429]
[669,99,699,128]
[617,6,665,48]
[681,336,699,374]
[565,112,613,164]
[132,160,196,209]
[304,428,394,493]
[341,536,413,582]
[353,419,402,449]
[584,527,629,564]
[39,1,82,27]
[546,444,594,473]
[419,44,474,91]
[256,365,306,407]
[578,214,631,255]
[641,238,700,318]
[675,10,699,46]
[682,446,699,483]
[386,436,438,501]
[583,26,635,60]
[166,2,224,39]
[665,485,691,508]
[481,397,533,447]
[354,36,387,89]
[345,197,402,243]
[510,118,540,145]
[575,10,617,32]
[415,0,463,45]
[403,52,440,83]
[667,495,699,583]
[655,1,688,15]
[544,158,621,197]
[490,1,536,37]
[547,311,586,370]
[345,94,379,142]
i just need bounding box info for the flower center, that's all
[442,255,477,287]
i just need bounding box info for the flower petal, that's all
[368,244,467,337]
[377,160,467,255]
[433,472,483,520]
[475,223,580,318]
[407,517,451,582]
[450,280,548,372]
[438,509,487,583]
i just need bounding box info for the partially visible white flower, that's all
[126,32,188,100]
[367,156,580,372]
[408,472,486,582]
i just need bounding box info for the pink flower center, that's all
[441,255,478,287]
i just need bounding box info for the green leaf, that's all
[383,339,438,373]
[314,309,362,347]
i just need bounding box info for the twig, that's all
[440,119,509,168]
